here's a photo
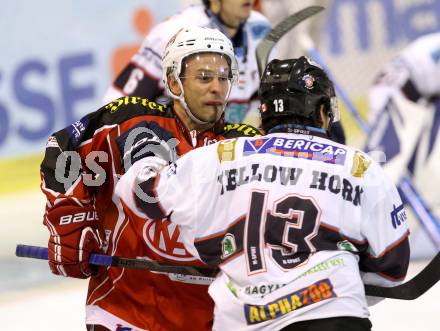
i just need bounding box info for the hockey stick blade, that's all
[256,5,324,76]
[365,251,440,299]
[16,244,217,278]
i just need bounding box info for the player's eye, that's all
[182,72,231,83]
[197,73,214,82]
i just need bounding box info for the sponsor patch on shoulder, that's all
[243,137,346,165]
[217,139,237,162]
[66,117,88,146]
[351,151,371,177]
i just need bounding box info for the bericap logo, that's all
[243,137,347,165]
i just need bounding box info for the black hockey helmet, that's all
[258,56,339,132]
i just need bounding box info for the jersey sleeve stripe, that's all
[320,222,368,245]
[194,215,246,242]
[365,230,410,259]
[360,234,410,280]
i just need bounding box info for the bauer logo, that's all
[59,211,98,225]
[243,137,347,165]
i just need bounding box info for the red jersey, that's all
[40,96,260,331]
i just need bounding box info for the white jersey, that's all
[104,5,272,125]
[116,130,410,330]
[366,32,440,227]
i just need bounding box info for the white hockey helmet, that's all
[162,26,239,125]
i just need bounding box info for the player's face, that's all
[219,0,255,27]
[180,53,232,123]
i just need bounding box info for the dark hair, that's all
[202,0,210,8]
[262,116,321,133]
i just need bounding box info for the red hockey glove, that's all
[43,201,102,278]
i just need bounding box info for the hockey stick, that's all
[15,244,217,278]
[364,251,440,299]
[255,5,324,76]
[16,244,440,300]
[298,35,440,250]
[298,35,371,134]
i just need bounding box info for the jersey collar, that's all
[172,107,223,147]
[267,124,329,139]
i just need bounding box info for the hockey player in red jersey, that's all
[41,26,260,331]
[116,57,410,331]
[104,0,272,126]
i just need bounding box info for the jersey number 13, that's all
[245,190,321,274]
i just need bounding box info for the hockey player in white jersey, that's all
[116,57,410,330]
[365,32,440,245]
[104,0,272,126]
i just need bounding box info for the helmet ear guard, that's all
[259,56,339,132]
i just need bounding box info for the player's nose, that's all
[208,77,228,95]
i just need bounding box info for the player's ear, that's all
[210,0,221,15]
[168,75,182,96]
[319,104,330,130]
